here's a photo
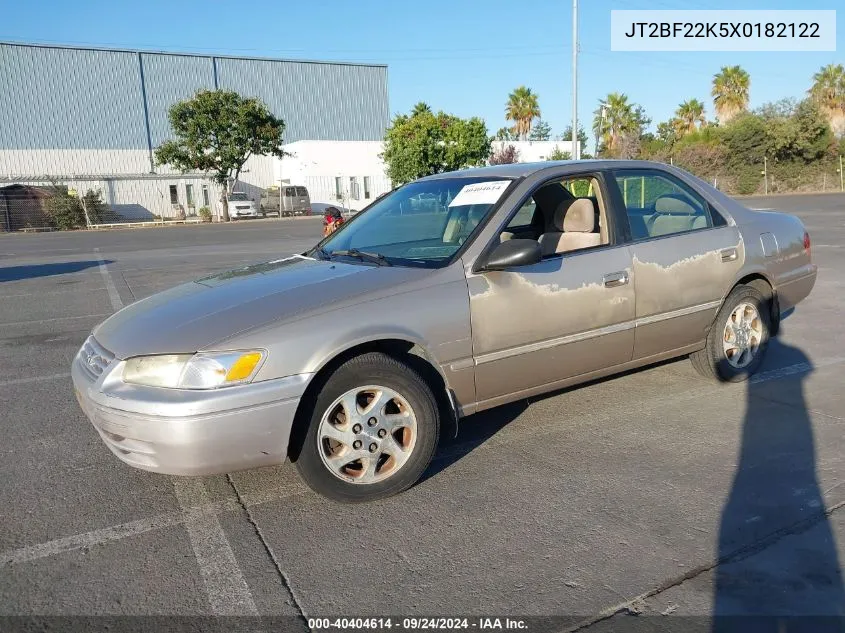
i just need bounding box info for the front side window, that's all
[614,170,713,240]
[315,177,513,268]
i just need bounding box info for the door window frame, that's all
[608,168,726,244]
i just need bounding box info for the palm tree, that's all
[809,64,845,136]
[712,66,750,123]
[593,92,635,154]
[411,102,432,117]
[505,86,540,140]
[675,99,707,136]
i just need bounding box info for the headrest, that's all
[551,199,575,230]
[654,195,698,215]
[563,198,596,233]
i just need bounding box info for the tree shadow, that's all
[0,260,110,282]
[713,338,845,632]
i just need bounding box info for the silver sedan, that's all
[72,160,817,502]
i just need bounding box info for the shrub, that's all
[489,144,520,165]
[546,147,571,161]
[198,206,212,222]
[44,187,85,230]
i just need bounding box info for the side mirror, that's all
[480,239,542,271]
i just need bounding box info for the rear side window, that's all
[284,187,296,197]
[614,170,714,240]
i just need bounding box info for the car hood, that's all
[93,255,432,359]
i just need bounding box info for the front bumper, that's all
[71,341,312,476]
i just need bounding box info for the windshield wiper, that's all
[329,249,392,266]
[312,246,331,260]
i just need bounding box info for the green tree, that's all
[808,64,845,136]
[154,89,286,222]
[765,100,832,163]
[712,65,750,124]
[505,86,541,140]
[593,94,649,157]
[529,119,552,141]
[558,125,589,155]
[411,102,433,117]
[381,107,491,184]
[495,127,516,141]
[675,99,707,136]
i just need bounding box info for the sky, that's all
[2,0,843,152]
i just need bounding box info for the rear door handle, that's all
[721,247,738,262]
[603,271,629,288]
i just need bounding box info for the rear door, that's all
[609,168,743,360]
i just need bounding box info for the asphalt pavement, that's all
[1,195,844,630]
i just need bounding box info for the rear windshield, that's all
[296,186,308,197]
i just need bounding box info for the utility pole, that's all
[572,0,579,160]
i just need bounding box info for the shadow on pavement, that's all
[713,338,845,631]
[0,260,109,282]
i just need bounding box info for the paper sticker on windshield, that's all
[448,181,510,207]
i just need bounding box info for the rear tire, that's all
[295,352,440,503]
[690,285,770,382]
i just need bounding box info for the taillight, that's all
[803,231,811,250]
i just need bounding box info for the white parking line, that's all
[172,479,258,615]
[0,372,71,387]
[0,314,109,327]
[93,249,258,616]
[0,500,236,566]
[94,248,123,313]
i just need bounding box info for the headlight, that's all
[123,350,265,389]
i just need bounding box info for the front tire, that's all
[690,285,770,382]
[295,352,440,503]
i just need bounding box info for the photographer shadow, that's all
[713,338,845,632]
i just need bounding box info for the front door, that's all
[610,168,743,360]
[466,173,636,407]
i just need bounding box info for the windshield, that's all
[315,177,512,267]
[228,192,248,201]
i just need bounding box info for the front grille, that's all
[79,336,115,380]
[236,205,250,210]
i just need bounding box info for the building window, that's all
[363,176,371,199]
[349,177,359,200]
[334,176,343,200]
[169,185,178,205]
[201,185,210,207]
[185,184,194,208]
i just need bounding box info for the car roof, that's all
[417,159,675,181]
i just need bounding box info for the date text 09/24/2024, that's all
[308,618,528,631]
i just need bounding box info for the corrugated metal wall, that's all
[0,42,389,156]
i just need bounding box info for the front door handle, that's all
[603,271,629,288]
[721,247,738,262]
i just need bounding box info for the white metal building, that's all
[0,42,389,226]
